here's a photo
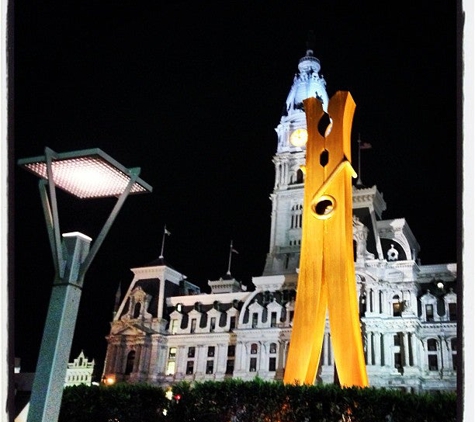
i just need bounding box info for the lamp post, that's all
[18,147,152,422]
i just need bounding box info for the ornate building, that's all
[102,47,457,393]
[64,351,95,388]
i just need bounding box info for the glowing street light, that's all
[18,147,152,422]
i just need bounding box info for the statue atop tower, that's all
[284,34,329,117]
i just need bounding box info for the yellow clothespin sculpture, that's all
[283,92,368,388]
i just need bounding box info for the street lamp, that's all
[17,147,152,422]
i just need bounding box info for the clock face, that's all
[289,128,308,147]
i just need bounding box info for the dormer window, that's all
[425,304,434,322]
[252,313,258,328]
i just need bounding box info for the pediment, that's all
[111,321,158,336]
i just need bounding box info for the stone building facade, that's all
[102,47,457,393]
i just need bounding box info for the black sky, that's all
[12,2,459,376]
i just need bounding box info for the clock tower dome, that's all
[264,46,329,275]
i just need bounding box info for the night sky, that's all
[12,2,459,377]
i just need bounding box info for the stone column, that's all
[133,343,142,373]
[156,344,168,378]
[195,345,206,377]
[374,332,382,366]
[328,333,334,366]
[235,341,245,372]
[276,340,286,379]
[366,331,373,366]
[258,341,266,372]
[215,343,227,378]
[410,334,419,369]
[103,342,117,375]
[139,340,150,379]
[383,333,392,368]
[148,336,160,382]
[174,345,186,379]
[402,332,410,368]
[440,337,450,372]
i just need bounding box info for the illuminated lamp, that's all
[18,147,152,422]
[18,147,152,198]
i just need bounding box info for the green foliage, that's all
[59,380,456,422]
[59,383,168,422]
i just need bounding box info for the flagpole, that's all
[227,240,233,275]
[160,225,168,258]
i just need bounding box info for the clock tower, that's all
[264,47,329,275]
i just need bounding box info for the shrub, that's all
[59,380,456,422]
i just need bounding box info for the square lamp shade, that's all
[18,148,153,199]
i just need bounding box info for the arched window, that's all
[251,343,258,354]
[269,343,277,354]
[133,302,141,318]
[125,350,135,375]
[296,168,304,183]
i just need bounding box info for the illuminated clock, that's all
[289,128,308,147]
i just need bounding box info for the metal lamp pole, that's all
[18,147,152,422]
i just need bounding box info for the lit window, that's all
[392,295,402,317]
[170,319,178,334]
[166,361,176,375]
[168,347,177,359]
